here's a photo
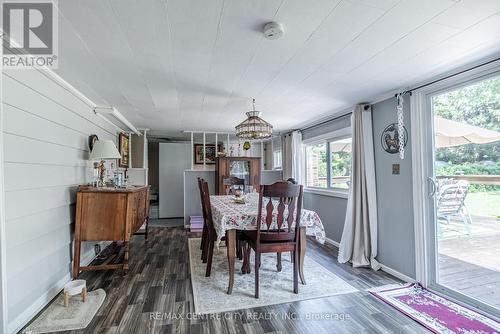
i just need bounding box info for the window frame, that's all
[272,148,282,170]
[328,135,352,190]
[304,141,328,189]
[303,127,351,198]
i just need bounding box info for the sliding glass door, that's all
[424,71,500,317]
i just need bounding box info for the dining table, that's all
[209,194,326,294]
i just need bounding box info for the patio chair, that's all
[437,180,472,234]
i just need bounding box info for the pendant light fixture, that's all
[235,98,273,140]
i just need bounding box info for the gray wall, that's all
[372,97,416,279]
[261,170,283,185]
[131,133,145,168]
[303,193,348,243]
[264,142,272,170]
[299,99,416,279]
[2,68,116,332]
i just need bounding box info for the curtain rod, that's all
[395,56,500,97]
[300,112,350,132]
[299,56,500,134]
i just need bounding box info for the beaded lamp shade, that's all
[235,99,273,140]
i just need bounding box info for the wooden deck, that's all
[439,254,500,309]
[438,215,500,309]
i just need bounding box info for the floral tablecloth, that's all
[210,195,326,244]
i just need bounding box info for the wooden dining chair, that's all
[241,181,303,298]
[222,176,247,259]
[223,176,245,195]
[197,177,209,262]
[200,176,248,267]
[200,180,218,276]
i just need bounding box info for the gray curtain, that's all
[338,105,380,269]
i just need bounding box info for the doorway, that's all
[416,69,500,317]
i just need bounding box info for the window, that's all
[305,143,327,188]
[305,137,351,191]
[273,149,282,169]
[330,138,351,189]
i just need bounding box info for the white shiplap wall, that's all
[2,68,117,333]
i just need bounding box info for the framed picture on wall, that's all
[194,144,220,164]
[118,133,129,168]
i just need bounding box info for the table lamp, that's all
[89,140,121,187]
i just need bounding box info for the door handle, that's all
[427,177,437,197]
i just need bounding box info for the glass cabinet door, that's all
[229,160,250,185]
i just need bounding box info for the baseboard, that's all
[324,237,340,248]
[323,237,415,284]
[7,243,109,334]
[379,264,416,283]
[8,272,71,334]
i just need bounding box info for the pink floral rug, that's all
[370,284,500,334]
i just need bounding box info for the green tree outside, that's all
[433,75,500,193]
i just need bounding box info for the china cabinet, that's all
[215,157,261,195]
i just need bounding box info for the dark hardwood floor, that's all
[23,227,431,334]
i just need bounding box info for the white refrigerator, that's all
[159,142,191,218]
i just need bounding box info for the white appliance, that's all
[159,142,191,218]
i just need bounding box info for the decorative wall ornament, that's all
[243,141,251,151]
[381,123,408,154]
[395,91,411,159]
[118,133,129,168]
[88,134,99,151]
[218,145,227,158]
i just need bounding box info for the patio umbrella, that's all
[330,138,352,153]
[435,117,500,148]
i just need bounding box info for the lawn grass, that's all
[465,191,500,218]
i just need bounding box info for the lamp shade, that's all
[89,140,121,160]
[235,99,273,140]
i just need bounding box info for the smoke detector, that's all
[263,22,284,40]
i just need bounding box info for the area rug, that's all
[370,283,500,334]
[23,289,106,333]
[188,238,357,314]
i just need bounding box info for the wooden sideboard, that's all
[73,185,150,278]
[215,157,261,195]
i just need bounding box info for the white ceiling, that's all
[55,0,500,133]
